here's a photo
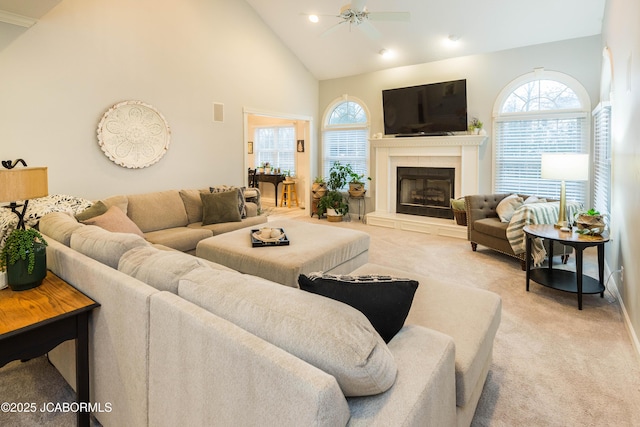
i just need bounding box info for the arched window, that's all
[322,97,370,188]
[493,70,590,204]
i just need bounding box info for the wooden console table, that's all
[255,173,285,205]
[0,271,99,427]
[524,224,608,310]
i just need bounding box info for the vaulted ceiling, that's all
[0,1,607,81]
[246,0,607,80]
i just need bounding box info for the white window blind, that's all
[592,103,612,216]
[323,129,369,186]
[494,116,588,203]
[254,126,296,175]
[322,100,369,189]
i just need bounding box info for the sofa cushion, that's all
[473,217,509,240]
[210,185,246,218]
[178,268,397,397]
[350,263,502,408]
[496,194,523,222]
[70,225,149,268]
[127,190,189,232]
[200,191,242,225]
[179,189,207,224]
[75,201,109,221]
[81,206,145,237]
[39,211,84,246]
[143,227,213,252]
[188,214,267,235]
[298,273,419,343]
[102,194,129,214]
[118,245,234,293]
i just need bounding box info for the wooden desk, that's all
[0,271,99,427]
[255,173,285,205]
[524,224,608,310]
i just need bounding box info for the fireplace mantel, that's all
[367,134,487,238]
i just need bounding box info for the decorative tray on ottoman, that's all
[250,228,290,247]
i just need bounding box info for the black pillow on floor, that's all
[298,273,419,343]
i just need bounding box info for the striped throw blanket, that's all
[506,201,582,266]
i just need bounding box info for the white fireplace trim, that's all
[367,135,487,238]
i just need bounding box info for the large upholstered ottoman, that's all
[195,220,370,287]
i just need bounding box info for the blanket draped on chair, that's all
[506,201,582,266]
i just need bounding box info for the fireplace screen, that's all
[397,167,455,219]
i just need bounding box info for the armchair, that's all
[465,193,570,270]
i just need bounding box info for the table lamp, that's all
[0,162,49,230]
[541,153,588,228]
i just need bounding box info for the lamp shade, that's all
[540,154,589,181]
[0,167,49,203]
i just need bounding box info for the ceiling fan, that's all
[316,0,410,39]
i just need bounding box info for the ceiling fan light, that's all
[448,34,460,42]
[379,48,394,58]
[308,14,319,23]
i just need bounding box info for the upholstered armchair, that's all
[465,193,570,270]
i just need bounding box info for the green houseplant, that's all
[1,227,48,291]
[317,162,351,220]
[347,171,371,198]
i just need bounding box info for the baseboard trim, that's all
[605,262,640,363]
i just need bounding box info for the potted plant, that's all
[317,162,351,221]
[347,172,371,198]
[575,209,606,235]
[0,227,48,291]
[468,117,483,134]
[312,176,327,200]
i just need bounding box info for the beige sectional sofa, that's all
[89,188,266,253]
[38,208,501,427]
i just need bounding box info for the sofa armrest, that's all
[347,325,456,427]
[465,194,510,239]
[148,292,350,427]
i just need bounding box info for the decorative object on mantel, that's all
[0,160,49,290]
[468,117,484,135]
[97,100,171,169]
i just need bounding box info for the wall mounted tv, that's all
[382,79,467,136]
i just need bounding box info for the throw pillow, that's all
[200,191,242,225]
[179,189,206,224]
[75,200,109,221]
[523,196,547,205]
[210,185,246,218]
[81,205,145,237]
[298,273,419,343]
[450,198,465,211]
[496,194,524,223]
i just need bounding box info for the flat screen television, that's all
[382,79,467,136]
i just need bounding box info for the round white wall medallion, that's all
[97,100,171,168]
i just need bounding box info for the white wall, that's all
[0,0,318,200]
[319,36,602,198]
[602,0,640,350]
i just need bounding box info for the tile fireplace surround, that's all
[366,135,487,239]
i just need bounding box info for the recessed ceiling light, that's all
[379,49,394,58]
[308,15,319,23]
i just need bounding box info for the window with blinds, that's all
[254,126,296,175]
[322,99,369,189]
[494,75,590,204]
[592,102,611,216]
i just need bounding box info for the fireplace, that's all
[397,167,455,219]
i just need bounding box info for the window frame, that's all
[492,70,591,205]
[253,124,297,175]
[321,97,371,189]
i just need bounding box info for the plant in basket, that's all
[574,209,606,235]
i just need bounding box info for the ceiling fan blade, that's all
[320,21,346,38]
[357,20,381,40]
[368,12,411,22]
[351,0,367,12]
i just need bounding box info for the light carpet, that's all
[1,207,639,426]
